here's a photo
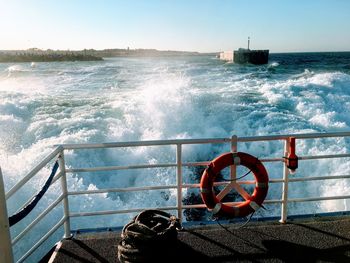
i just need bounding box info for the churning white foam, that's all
[1,57,350,260]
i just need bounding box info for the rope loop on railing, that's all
[8,161,59,227]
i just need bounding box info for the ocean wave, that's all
[268,61,279,68]
[2,55,350,261]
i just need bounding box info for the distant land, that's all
[0,48,205,63]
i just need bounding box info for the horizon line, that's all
[1,47,350,54]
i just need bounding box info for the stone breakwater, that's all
[0,48,204,63]
[0,51,103,62]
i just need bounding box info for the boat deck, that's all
[49,215,350,262]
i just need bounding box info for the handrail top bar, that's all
[57,131,350,150]
[238,131,350,142]
[57,138,232,150]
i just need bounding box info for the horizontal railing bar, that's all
[238,131,350,142]
[66,163,177,173]
[71,199,283,218]
[66,174,350,197]
[259,158,284,162]
[68,185,178,195]
[183,199,282,209]
[183,182,228,189]
[17,216,66,263]
[58,132,350,150]
[299,153,350,160]
[59,138,232,150]
[265,175,350,184]
[182,174,350,188]
[66,159,285,174]
[269,179,284,183]
[12,195,64,245]
[183,203,242,209]
[6,147,62,200]
[65,154,350,177]
[182,203,207,209]
[70,178,288,196]
[183,161,209,167]
[289,174,350,182]
[262,199,282,204]
[289,195,350,203]
[182,175,350,188]
[67,161,217,173]
[69,180,271,195]
[65,155,350,175]
[184,158,283,166]
[182,181,260,189]
[70,206,179,217]
[183,179,286,189]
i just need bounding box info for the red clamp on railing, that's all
[286,137,298,173]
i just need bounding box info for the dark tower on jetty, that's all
[219,37,269,65]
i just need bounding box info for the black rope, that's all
[221,156,262,182]
[221,169,252,181]
[9,161,59,227]
[118,209,182,263]
[214,211,255,231]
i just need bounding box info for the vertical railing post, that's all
[231,135,238,179]
[231,135,238,152]
[176,144,183,222]
[58,150,71,238]
[280,138,291,223]
[0,167,14,263]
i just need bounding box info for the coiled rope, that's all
[8,161,59,227]
[118,209,182,263]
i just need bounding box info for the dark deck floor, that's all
[50,216,350,262]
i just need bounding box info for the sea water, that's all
[1,52,350,261]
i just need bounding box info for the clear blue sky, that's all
[1,0,349,52]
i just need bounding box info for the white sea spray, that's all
[1,54,350,260]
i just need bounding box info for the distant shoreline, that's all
[0,48,212,63]
[0,51,103,63]
[1,48,349,63]
[0,54,103,63]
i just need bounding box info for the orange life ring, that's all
[200,152,269,218]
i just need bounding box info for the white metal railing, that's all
[0,167,14,263]
[1,131,350,262]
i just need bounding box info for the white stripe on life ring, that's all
[212,203,222,214]
[232,206,240,217]
[232,153,241,165]
[233,156,241,165]
[256,182,268,188]
[200,188,212,194]
[249,201,260,211]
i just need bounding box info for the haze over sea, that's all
[2,52,350,261]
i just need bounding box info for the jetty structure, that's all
[220,37,269,64]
